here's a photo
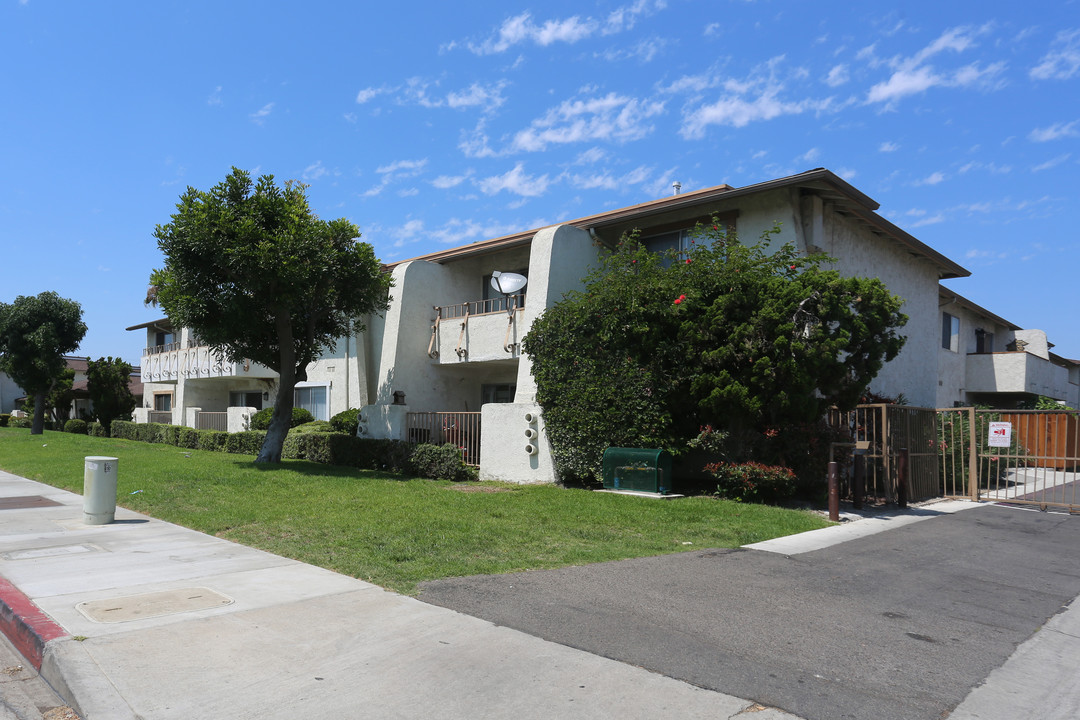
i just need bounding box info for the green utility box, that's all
[602,448,673,494]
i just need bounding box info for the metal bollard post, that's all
[827,461,840,522]
[84,456,119,525]
[852,452,865,510]
[897,448,908,509]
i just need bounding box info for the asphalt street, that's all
[419,504,1080,720]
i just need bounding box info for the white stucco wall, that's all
[818,209,941,407]
[479,403,556,484]
[0,371,25,413]
[514,224,601,400]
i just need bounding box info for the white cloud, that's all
[431,173,471,189]
[677,57,844,137]
[1030,29,1080,80]
[1029,120,1080,142]
[704,23,721,37]
[916,171,947,186]
[364,159,428,196]
[824,64,849,87]
[574,147,608,165]
[1031,153,1071,172]
[249,102,274,124]
[207,86,223,106]
[459,120,496,159]
[567,165,652,191]
[467,1,664,54]
[865,25,1005,108]
[477,163,551,197]
[302,161,328,181]
[798,148,821,163]
[447,81,509,110]
[398,188,419,197]
[599,37,668,63]
[837,167,857,181]
[879,141,900,152]
[510,92,665,151]
[911,213,946,227]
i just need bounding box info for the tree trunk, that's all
[31,393,46,435]
[255,366,296,463]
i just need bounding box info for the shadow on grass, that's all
[238,457,408,482]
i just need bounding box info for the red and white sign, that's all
[988,421,1012,448]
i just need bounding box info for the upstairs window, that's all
[642,229,694,267]
[975,329,994,354]
[942,312,960,352]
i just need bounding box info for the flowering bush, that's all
[705,461,797,504]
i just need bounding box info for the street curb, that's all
[0,576,67,670]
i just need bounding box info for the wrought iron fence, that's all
[439,293,526,320]
[195,411,228,432]
[405,411,482,467]
[828,404,940,503]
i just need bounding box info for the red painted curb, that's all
[0,577,68,670]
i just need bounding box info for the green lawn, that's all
[0,428,830,594]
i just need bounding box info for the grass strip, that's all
[0,428,829,594]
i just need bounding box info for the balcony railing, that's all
[405,411,481,467]
[439,293,525,320]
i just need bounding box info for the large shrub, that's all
[249,407,314,431]
[9,417,31,429]
[64,418,88,435]
[522,221,907,484]
[330,408,361,435]
[706,462,798,504]
[88,421,106,437]
[0,414,9,427]
[407,443,478,482]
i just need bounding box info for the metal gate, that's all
[940,408,1080,512]
[829,404,940,504]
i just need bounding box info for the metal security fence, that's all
[195,412,228,432]
[148,411,173,425]
[829,404,940,504]
[405,411,482,467]
[942,409,1080,511]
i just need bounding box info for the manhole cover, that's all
[0,496,62,510]
[76,587,234,623]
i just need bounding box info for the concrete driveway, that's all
[418,503,1080,720]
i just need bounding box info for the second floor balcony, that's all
[966,351,1074,401]
[141,342,276,383]
[428,294,526,364]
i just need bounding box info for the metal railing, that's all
[148,411,173,425]
[439,293,525,320]
[143,342,181,356]
[195,412,228,432]
[405,411,482,467]
[941,409,1080,511]
[828,403,940,504]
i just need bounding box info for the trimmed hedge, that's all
[101,420,475,481]
[9,417,31,429]
[705,462,798,504]
[329,408,361,435]
[249,407,315,431]
[64,419,89,435]
[0,414,9,427]
[88,421,106,437]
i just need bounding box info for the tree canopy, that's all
[0,291,86,434]
[86,357,137,434]
[522,222,907,482]
[150,167,391,462]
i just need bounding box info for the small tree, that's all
[150,167,391,462]
[0,292,87,435]
[522,222,907,482]
[86,357,137,434]
[22,367,76,425]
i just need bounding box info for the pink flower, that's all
[674,294,686,305]
[686,259,692,264]
[789,264,796,270]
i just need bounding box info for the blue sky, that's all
[2,1,1078,367]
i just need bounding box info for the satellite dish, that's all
[491,271,528,295]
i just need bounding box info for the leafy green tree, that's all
[150,167,392,462]
[522,222,907,482]
[0,292,87,435]
[86,357,137,434]
[23,367,76,424]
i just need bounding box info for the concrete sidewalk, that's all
[0,470,802,720]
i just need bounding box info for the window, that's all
[229,391,263,409]
[975,329,994,354]
[154,331,174,348]
[154,393,172,411]
[294,384,328,420]
[942,312,960,352]
[482,383,516,405]
[642,229,693,267]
